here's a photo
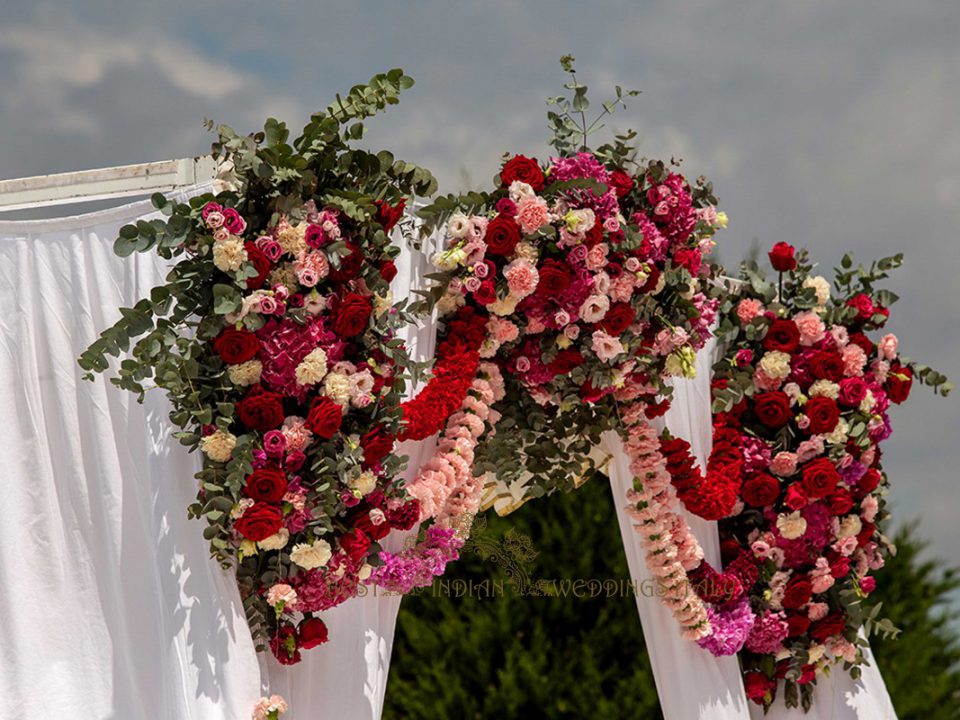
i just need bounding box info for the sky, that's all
[1,1,958,578]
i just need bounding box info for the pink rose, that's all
[515,356,531,373]
[735,349,753,367]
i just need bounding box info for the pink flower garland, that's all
[622,412,712,640]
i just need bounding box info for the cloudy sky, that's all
[2,2,958,572]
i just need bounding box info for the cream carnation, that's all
[228,359,262,387]
[277,223,307,256]
[808,379,840,399]
[348,470,377,496]
[759,351,792,380]
[258,528,290,551]
[200,430,237,462]
[290,540,332,570]
[776,511,808,540]
[212,236,247,273]
[295,347,329,386]
[803,275,831,305]
[322,372,352,406]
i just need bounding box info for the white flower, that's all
[228,359,262,387]
[446,213,471,240]
[803,276,831,305]
[212,235,247,273]
[358,564,373,581]
[277,223,307,256]
[776,511,808,540]
[508,181,535,203]
[231,498,254,519]
[374,290,393,317]
[295,347,328,386]
[826,418,849,445]
[808,379,840,399]
[859,390,876,414]
[837,515,863,540]
[489,295,519,317]
[759,351,792,380]
[258,528,290,551]
[436,291,465,316]
[322,372,352,406]
[200,429,237,462]
[348,470,377,496]
[579,294,610,323]
[291,540,333,570]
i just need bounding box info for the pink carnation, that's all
[737,298,764,325]
[504,258,539,299]
[515,196,550,234]
[794,311,826,346]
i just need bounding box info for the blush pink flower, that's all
[794,311,826,346]
[736,298,764,325]
[591,329,624,362]
[579,294,610,323]
[503,258,539,300]
[515,196,550,234]
[487,317,519,343]
[769,452,798,477]
[294,250,330,288]
[841,344,867,377]
[878,333,898,360]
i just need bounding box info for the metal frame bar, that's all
[0,156,219,213]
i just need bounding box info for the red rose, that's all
[236,385,285,431]
[374,198,406,233]
[805,396,840,434]
[846,293,875,321]
[379,260,398,282]
[838,377,867,407]
[800,457,840,499]
[857,521,876,547]
[213,327,260,364]
[830,556,851,579]
[785,484,808,510]
[473,280,497,305]
[810,351,844,382]
[360,426,394,469]
[234,502,283,541]
[547,349,585,376]
[600,302,636,336]
[500,155,545,191]
[584,221,604,247]
[244,468,288,503]
[333,292,373,337]
[536,259,572,296]
[782,575,813,609]
[244,242,272,290]
[858,468,882,495]
[306,397,343,439]
[386,499,421,530]
[673,247,702,275]
[768,242,797,272]
[329,241,364,283]
[827,488,855,515]
[484,215,522,256]
[742,473,780,507]
[270,623,301,665]
[786,613,812,638]
[340,529,371,561]
[885,363,913,404]
[297,617,329,650]
[753,391,793,428]
[352,507,392,541]
[743,672,776,704]
[763,319,800,353]
[608,169,634,198]
[638,264,661,294]
[810,613,847,642]
[848,332,874,356]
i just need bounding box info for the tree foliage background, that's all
[384,476,960,719]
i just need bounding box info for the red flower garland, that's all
[660,426,743,521]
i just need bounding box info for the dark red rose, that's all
[846,293,875,321]
[244,242,272,290]
[234,502,283,541]
[547,349,585,376]
[859,468,882,495]
[270,623,301,665]
[378,260,398,282]
[386,499,421,531]
[801,457,840,499]
[885,363,913,404]
[742,473,780,507]
[827,488,855,515]
[809,351,844,382]
[848,332,874,356]
[297,617,329,649]
[753,391,793,428]
[213,327,260,364]
[361,426,394,469]
[484,215,522,256]
[784,483,808,510]
[236,385,284,431]
[743,672,776,704]
[333,292,373,337]
[805,396,840,434]
[638,264,661,294]
[340,529,371,561]
[352,507,392,541]
[306,397,343,439]
[500,155,545,191]
[830,555,851,579]
[473,280,497,305]
[763,319,801,353]
[601,302,636,336]
[786,613,812,638]
[768,242,797,272]
[329,241,364,283]
[838,377,868,407]
[584,221,604,247]
[782,575,813,609]
[810,613,847,642]
[536,259,572,297]
[608,169,634,199]
[244,468,288,503]
[374,198,406,233]
[856,521,876,547]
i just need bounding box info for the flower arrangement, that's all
[76,70,477,681]
[706,243,951,710]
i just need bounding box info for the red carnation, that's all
[306,397,343,439]
[340,529,371,562]
[800,457,840,499]
[236,385,285,431]
[547,349,585,376]
[753,391,793,428]
[484,215,522,256]
[782,575,813,609]
[332,292,373,338]
[234,502,283,542]
[608,169,634,198]
[244,242,272,290]
[297,617,329,649]
[786,613,812,638]
[213,327,260,364]
[742,473,780,507]
[885,363,913,404]
[386,499,421,531]
[500,155,545,191]
[763,319,800,353]
[244,468,288,503]
[810,613,846,642]
[600,302,636,336]
[536,259,572,297]
[743,672,776,704]
[270,623,301,665]
[374,198,406,233]
[360,426,394,469]
[810,351,845,382]
[768,242,797,272]
[805,396,840,434]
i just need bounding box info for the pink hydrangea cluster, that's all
[365,527,463,594]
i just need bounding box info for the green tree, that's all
[385,480,960,720]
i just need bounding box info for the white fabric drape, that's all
[0,198,431,720]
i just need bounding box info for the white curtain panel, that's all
[0,197,431,720]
